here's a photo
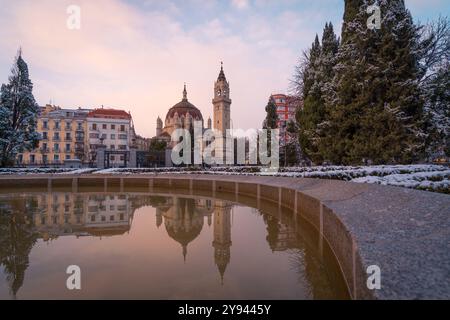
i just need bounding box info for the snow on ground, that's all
[0,165,448,194]
[352,169,450,193]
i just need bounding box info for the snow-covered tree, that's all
[322,0,424,164]
[295,23,339,163]
[0,50,40,167]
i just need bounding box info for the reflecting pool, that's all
[0,190,349,299]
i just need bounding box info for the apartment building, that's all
[87,108,133,166]
[17,105,89,166]
[17,105,134,167]
[270,94,301,146]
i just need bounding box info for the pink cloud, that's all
[0,0,314,137]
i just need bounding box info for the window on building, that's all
[30,154,35,163]
[66,132,71,140]
[120,214,124,220]
[65,144,71,152]
[42,155,48,163]
[120,125,125,132]
[54,132,60,140]
[120,156,124,161]
[54,154,59,161]
[92,123,97,130]
[54,121,60,129]
[110,155,115,161]
[119,134,127,140]
[91,215,96,222]
[43,121,48,129]
[110,134,115,139]
[118,145,126,150]
[65,155,71,160]
[110,215,115,221]
[54,143,59,151]
[42,143,48,150]
[111,124,115,130]
[103,124,107,129]
[101,134,107,139]
[89,133,99,138]
[66,121,71,129]
[77,122,83,130]
[101,216,106,222]
[42,132,48,140]
[110,145,115,150]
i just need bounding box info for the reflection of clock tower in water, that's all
[212,200,232,284]
[212,62,231,163]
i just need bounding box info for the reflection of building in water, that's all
[155,197,214,261]
[212,201,232,284]
[154,197,232,282]
[32,193,135,240]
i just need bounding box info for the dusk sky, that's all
[0,0,448,137]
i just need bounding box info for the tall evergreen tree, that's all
[262,97,279,160]
[296,23,339,163]
[263,97,278,130]
[0,50,40,167]
[322,0,424,164]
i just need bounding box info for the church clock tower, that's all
[212,62,231,134]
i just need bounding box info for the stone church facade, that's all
[154,63,232,163]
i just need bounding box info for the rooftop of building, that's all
[87,108,132,120]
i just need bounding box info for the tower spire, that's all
[183,83,187,101]
[218,62,226,81]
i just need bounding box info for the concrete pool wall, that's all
[1,173,449,300]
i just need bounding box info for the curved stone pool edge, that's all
[0,173,449,300]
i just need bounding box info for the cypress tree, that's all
[323,0,424,164]
[297,23,339,163]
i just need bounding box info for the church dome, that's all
[165,84,203,122]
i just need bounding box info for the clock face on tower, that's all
[217,90,221,96]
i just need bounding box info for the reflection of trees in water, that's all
[0,199,39,299]
[287,248,339,299]
[258,208,345,299]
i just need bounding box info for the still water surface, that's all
[0,191,348,299]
